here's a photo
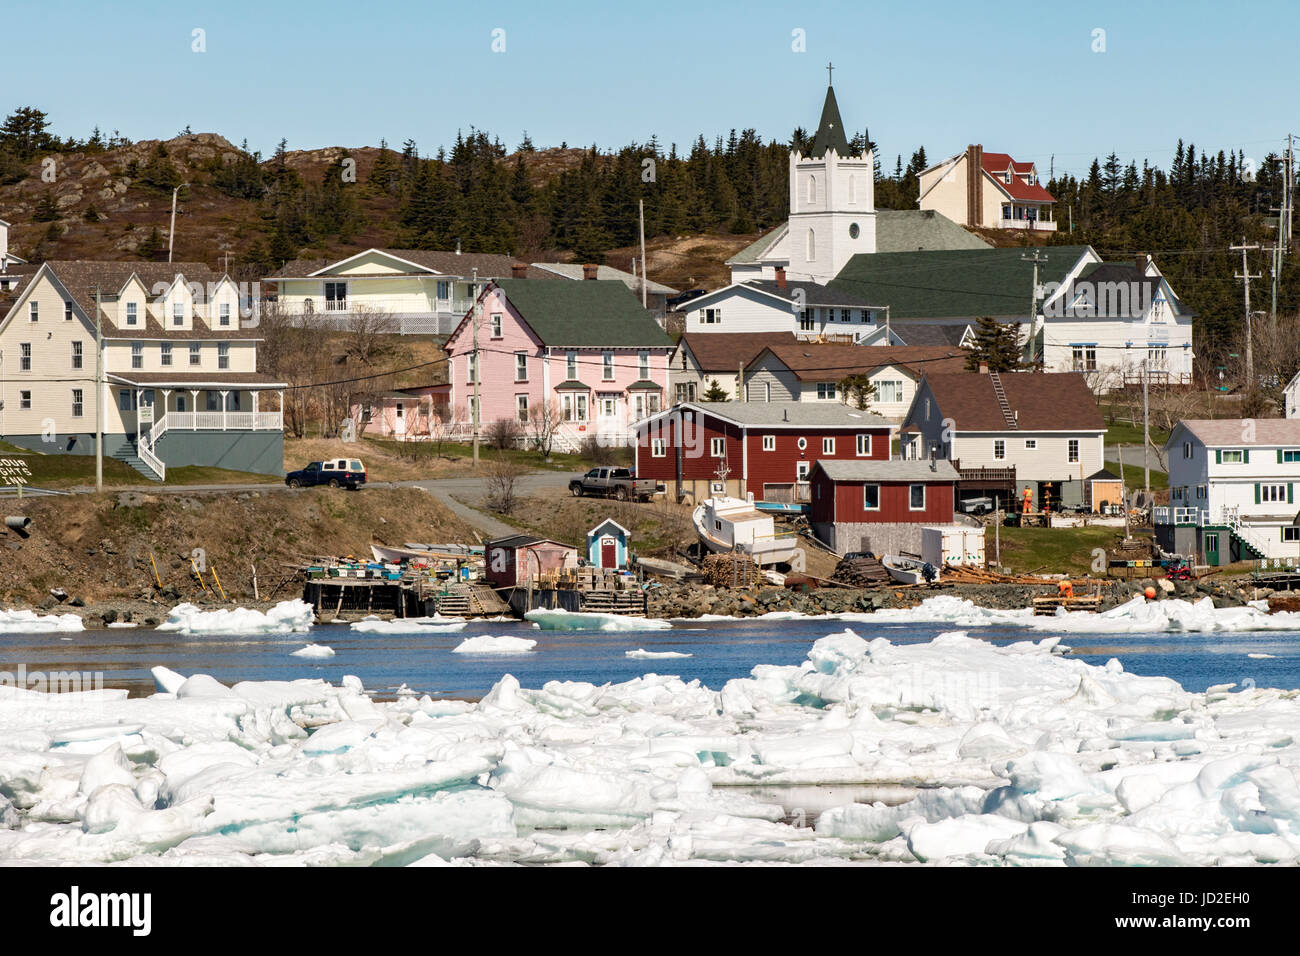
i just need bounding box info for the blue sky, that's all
[9,0,1296,177]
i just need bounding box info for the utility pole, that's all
[95,287,103,493]
[167,183,188,263]
[1022,250,1048,366]
[1231,238,1261,386]
[639,198,648,309]
[1118,442,1129,539]
[471,267,480,468]
[1142,358,1150,496]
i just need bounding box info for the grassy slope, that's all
[992,524,1126,577]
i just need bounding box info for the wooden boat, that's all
[693,496,798,567]
[883,554,939,585]
[636,556,698,580]
[753,500,807,516]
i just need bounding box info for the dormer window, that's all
[173,302,184,326]
[219,303,231,327]
[126,302,138,326]
[1004,171,1011,184]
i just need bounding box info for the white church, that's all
[676,78,987,346]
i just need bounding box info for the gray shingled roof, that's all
[530,262,678,295]
[270,248,554,280]
[815,459,960,482]
[875,210,991,253]
[1170,419,1300,448]
[682,401,891,428]
[891,322,970,347]
[745,279,880,308]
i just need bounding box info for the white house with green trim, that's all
[1159,419,1300,565]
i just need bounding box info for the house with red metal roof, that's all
[917,145,1057,232]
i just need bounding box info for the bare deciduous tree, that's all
[484,454,525,514]
[528,399,563,458]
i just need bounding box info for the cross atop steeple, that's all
[826,61,834,86]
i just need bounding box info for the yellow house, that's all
[264,247,555,335]
[0,260,285,479]
[918,145,1057,232]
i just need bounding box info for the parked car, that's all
[569,467,662,501]
[667,288,707,310]
[286,458,367,490]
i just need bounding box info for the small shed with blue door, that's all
[587,519,631,570]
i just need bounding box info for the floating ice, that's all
[0,608,85,633]
[157,600,314,635]
[625,649,693,660]
[452,635,538,655]
[351,617,468,634]
[525,609,672,631]
[5,625,1300,865]
[291,644,336,659]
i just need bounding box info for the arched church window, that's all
[806,228,816,261]
[848,174,856,204]
[807,175,816,205]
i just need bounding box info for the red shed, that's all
[634,402,893,504]
[485,535,579,588]
[808,458,961,555]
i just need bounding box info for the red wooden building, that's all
[634,402,893,504]
[808,458,960,555]
[485,534,579,588]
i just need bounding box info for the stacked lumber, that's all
[701,552,761,589]
[830,554,891,587]
[942,564,1061,586]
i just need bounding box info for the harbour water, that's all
[3,615,1299,699]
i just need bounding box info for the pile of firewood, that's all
[700,552,761,589]
[830,554,891,587]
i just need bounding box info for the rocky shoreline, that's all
[645,576,1278,619]
[6,576,1284,628]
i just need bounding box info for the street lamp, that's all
[168,183,189,262]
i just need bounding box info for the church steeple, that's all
[808,83,852,159]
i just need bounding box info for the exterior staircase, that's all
[1222,507,1268,561]
[111,442,163,482]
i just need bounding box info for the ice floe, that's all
[350,616,468,634]
[5,626,1300,865]
[156,600,314,635]
[525,609,672,631]
[291,644,336,659]
[452,635,538,654]
[0,608,85,632]
[625,649,693,660]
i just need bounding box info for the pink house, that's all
[443,278,673,450]
[350,384,450,441]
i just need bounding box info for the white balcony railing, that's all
[149,409,283,434]
[996,218,1057,232]
[1154,506,1207,526]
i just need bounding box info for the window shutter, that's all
[1244,449,1250,464]
[1215,449,1221,464]
[1290,484,1295,505]
[1279,449,1284,464]
[1255,483,1261,504]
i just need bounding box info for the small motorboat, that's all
[693,495,798,567]
[883,554,939,585]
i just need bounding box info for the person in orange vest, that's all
[1058,579,1073,599]
[1021,486,1033,515]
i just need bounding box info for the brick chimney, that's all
[511,262,527,279]
[582,263,598,280]
[978,360,989,374]
[967,144,984,227]
[1135,253,1147,276]
[774,266,786,290]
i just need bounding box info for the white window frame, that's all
[173,302,185,326]
[638,350,650,379]
[131,342,143,369]
[323,281,347,313]
[1025,439,1037,449]
[490,313,503,338]
[71,341,83,370]
[994,439,1006,460]
[909,483,926,511]
[816,382,837,401]
[822,437,835,455]
[762,435,776,452]
[566,350,578,380]
[651,438,666,458]
[863,483,880,510]
[1221,449,1243,463]
[856,434,871,456]
[514,352,528,382]
[603,351,615,380]
[19,390,31,410]
[218,342,230,370]
[189,343,201,366]
[219,303,231,327]
[710,437,725,458]
[126,302,138,326]
[516,394,529,424]
[1068,439,1079,463]
[28,301,37,322]
[1284,527,1300,543]
[71,388,84,418]
[64,300,74,321]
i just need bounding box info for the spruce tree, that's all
[964,316,1027,372]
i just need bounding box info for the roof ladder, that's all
[989,371,1017,429]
